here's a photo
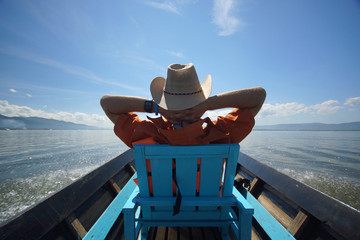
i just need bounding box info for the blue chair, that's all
[124,144,254,240]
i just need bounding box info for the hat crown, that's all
[164,64,201,94]
[150,63,212,110]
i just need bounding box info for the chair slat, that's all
[199,157,224,196]
[222,145,238,196]
[151,158,173,196]
[151,157,173,213]
[176,157,198,196]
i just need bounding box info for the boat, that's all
[0,148,359,240]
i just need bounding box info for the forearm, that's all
[100,95,150,123]
[201,87,266,116]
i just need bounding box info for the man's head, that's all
[150,63,212,111]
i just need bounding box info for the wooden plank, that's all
[179,227,191,240]
[167,227,178,240]
[191,227,203,239]
[77,184,115,230]
[257,193,292,228]
[128,164,136,174]
[108,178,121,193]
[147,227,157,240]
[154,227,166,240]
[65,213,87,238]
[203,227,220,240]
[249,177,262,193]
[250,227,261,240]
[288,210,309,237]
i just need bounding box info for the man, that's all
[101,63,266,148]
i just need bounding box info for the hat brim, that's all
[150,75,212,111]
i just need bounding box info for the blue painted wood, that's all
[151,157,172,196]
[199,156,223,212]
[143,144,230,156]
[129,144,252,240]
[83,173,138,240]
[134,195,238,206]
[223,145,239,196]
[176,157,198,212]
[232,187,255,240]
[133,146,151,219]
[151,157,173,212]
[199,157,223,196]
[176,157,197,196]
[239,188,295,240]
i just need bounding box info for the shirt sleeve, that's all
[215,108,255,143]
[114,113,158,148]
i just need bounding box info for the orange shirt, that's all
[114,108,255,148]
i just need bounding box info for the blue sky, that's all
[0,0,359,128]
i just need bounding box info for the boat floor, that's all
[145,227,223,240]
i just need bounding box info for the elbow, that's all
[259,87,267,103]
[254,87,266,104]
[100,95,111,111]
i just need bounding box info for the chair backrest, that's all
[134,144,239,206]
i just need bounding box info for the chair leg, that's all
[239,214,252,240]
[221,225,231,240]
[124,208,135,240]
[140,224,148,240]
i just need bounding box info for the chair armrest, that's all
[232,187,254,216]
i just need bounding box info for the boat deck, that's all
[147,227,222,240]
[105,225,260,239]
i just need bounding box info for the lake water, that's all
[0,130,359,224]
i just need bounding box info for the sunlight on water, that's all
[241,130,360,210]
[0,130,128,223]
[0,130,359,223]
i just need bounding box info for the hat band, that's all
[164,89,202,96]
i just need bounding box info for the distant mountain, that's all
[0,115,102,130]
[254,122,360,131]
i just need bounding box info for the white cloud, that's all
[212,0,243,36]
[257,100,344,118]
[26,93,32,97]
[344,97,360,106]
[308,100,344,115]
[9,89,17,93]
[0,100,112,128]
[258,102,307,118]
[146,1,180,14]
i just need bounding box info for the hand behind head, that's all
[159,106,205,126]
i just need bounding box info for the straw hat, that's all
[150,63,212,110]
